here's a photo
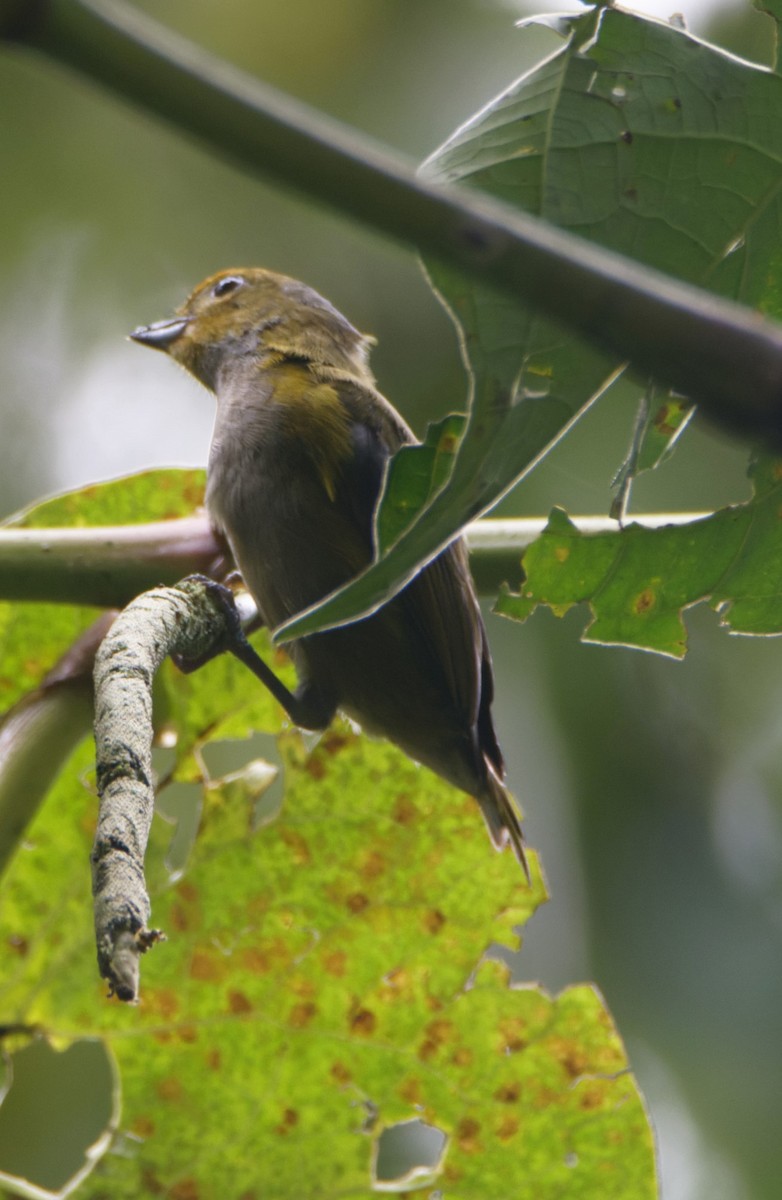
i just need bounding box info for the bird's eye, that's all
[212,275,245,299]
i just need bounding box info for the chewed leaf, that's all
[0,706,657,1196]
[499,460,782,656]
[0,1037,119,1197]
[278,5,782,642]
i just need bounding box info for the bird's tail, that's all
[477,765,529,882]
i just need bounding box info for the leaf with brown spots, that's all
[0,713,654,1197]
[498,465,782,657]
[280,1,782,645]
[0,476,652,1196]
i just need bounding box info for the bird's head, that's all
[131,267,375,391]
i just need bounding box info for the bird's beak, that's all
[130,317,191,350]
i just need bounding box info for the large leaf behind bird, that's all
[277,4,782,643]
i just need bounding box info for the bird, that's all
[131,267,527,874]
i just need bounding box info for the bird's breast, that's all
[206,416,370,633]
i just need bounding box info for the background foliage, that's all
[1,471,656,1198]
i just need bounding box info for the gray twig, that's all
[91,575,235,1002]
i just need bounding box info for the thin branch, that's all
[0,612,115,876]
[4,0,782,443]
[91,575,236,1002]
[0,513,712,605]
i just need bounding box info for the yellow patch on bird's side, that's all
[270,364,353,501]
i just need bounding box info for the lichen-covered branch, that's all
[91,575,239,1002]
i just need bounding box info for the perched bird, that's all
[131,268,527,873]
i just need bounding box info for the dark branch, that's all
[4,0,782,443]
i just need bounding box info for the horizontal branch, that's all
[4,0,782,442]
[0,515,221,605]
[0,513,711,605]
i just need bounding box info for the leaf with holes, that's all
[0,702,655,1196]
[497,458,782,656]
[277,5,782,643]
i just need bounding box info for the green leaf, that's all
[0,468,654,1194]
[498,457,782,656]
[158,631,284,779]
[276,5,782,642]
[755,0,782,69]
[5,468,206,530]
[0,712,656,1198]
[0,470,206,712]
[376,412,466,554]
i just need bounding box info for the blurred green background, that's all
[1,1,780,1197]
